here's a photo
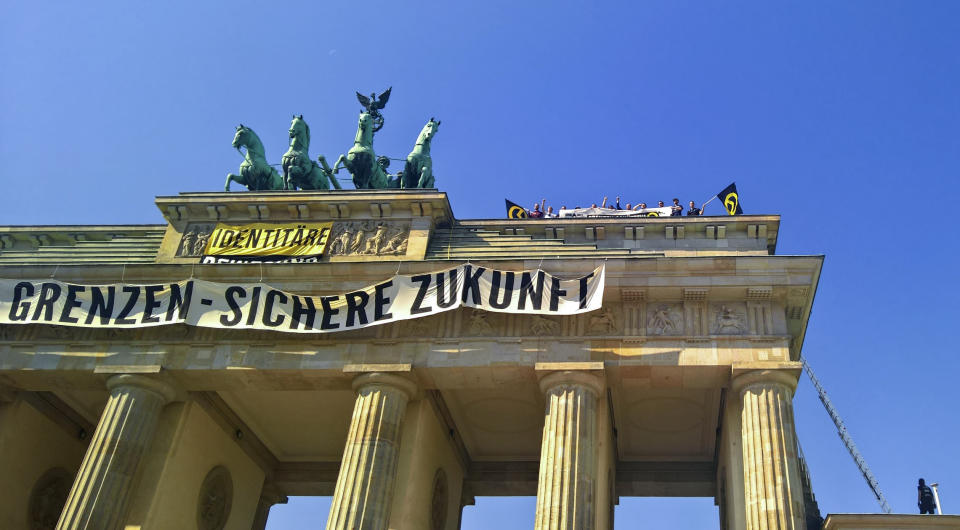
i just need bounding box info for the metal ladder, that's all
[801,356,893,514]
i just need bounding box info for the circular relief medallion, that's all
[28,467,73,530]
[430,468,448,530]
[197,465,233,530]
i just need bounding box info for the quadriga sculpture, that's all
[401,118,440,189]
[224,125,283,191]
[281,115,341,191]
[333,112,389,189]
[356,87,391,132]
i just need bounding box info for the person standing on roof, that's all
[670,198,683,216]
[918,478,936,514]
[687,201,703,216]
[528,198,547,218]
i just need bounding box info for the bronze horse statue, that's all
[333,112,389,189]
[401,118,440,188]
[225,125,283,191]
[281,115,341,191]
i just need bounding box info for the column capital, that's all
[351,372,419,401]
[538,370,605,396]
[731,368,800,396]
[106,374,176,404]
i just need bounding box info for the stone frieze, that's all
[328,221,409,257]
[529,315,559,336]
[587,307,618,335]
[709,303,747,334]
[646,303,684,336]
[176,223,216,257]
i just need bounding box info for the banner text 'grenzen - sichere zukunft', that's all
[0,264,604,334]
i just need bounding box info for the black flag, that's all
[716,183,743,215]
[505,199,528,219]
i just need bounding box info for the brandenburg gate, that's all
[0,190,825,529]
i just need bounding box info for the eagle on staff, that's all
[356,87,392,132]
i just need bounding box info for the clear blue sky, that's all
[3,1,959,527]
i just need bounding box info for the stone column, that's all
[534,371,604,530]
[57,374,175,530]
[251,482,288,530]
[326,373,418,530]
[733,369,806,530]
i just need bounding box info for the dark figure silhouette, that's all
[918,478,936,514]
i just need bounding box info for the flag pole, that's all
[931,483,943,515]
[700,195,717,213]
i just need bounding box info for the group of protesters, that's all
[527,197,705,218]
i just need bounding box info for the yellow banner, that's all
[204,222,332,257]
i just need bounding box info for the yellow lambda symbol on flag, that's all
[646,212,660,217]
[723,192,739,215]
[507,205,527,219]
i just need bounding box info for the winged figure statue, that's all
[356,87,392,131]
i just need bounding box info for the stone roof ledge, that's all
[823,513,960,529]
[155,190,453,226]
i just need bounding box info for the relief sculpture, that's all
[530,315,559,336]
[402,318,431,338]
[197,466,233,530]
[711,303,746,334]
[29,468,73,530]
[328,221,409,257]
[588,307,618,334]
[647,303,683,335]
[467,309,494,336]
[177,223,215,257]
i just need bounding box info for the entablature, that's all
[0,252,821,359]
[155,190,453,225]
[455,214,780,255]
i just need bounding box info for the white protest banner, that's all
[558,207,672,218]
[0,264,604,334]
